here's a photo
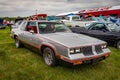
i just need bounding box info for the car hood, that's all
[110,31,120,35]
[40,32,106,48]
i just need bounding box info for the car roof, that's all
[26,20,62,23]
[93,21,113,24]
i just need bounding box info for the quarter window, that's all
[20,21,27,30]
[26,21,38,33]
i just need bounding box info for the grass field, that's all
[0,27,120,80]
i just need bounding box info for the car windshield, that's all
[38,22,71,33]
[106,23,120,32]
[72,16,80,21]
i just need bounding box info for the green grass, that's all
[0,27,120,80]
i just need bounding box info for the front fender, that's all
[40,42,58,56]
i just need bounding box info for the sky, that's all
[0,0,120,17]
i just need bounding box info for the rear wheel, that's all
[43,47,57,66]
[117,40,120,50]
[15,37,23,48]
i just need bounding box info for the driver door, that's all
[21,21,40,47]
[87,23,111,41]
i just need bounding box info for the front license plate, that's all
[92,57,104,63]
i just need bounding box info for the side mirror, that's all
[29,30,34,34]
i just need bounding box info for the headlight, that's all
[70,49,74,54]
[70,48,81,54]
[101,44,107,49]
[75,48,81,53]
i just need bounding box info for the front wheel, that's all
[117,40,120,50]
[43,47,57,66]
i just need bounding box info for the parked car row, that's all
[61,15,96,27]
[70,22,120,49]
[10,20,111,66]
[11,20,23,30]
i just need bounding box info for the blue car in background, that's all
[47,16,61,21]
[0,23,6,29]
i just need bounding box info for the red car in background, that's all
[32,14,47,20]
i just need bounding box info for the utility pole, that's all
[36,9,37,15]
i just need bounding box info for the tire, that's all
[117,40,120,50]
[43,47,57,66]
[15,37,23,48]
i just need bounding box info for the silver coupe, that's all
[10,20,111,66]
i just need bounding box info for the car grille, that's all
[95,45,103,54]
[81,46,93,56]
[81,45,103,56]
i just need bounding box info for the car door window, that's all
[90,23,108,31]
[26,22,38,33]
[65,17,70,20]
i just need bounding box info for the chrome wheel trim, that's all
[15,39,19,48]
[44,50,53,65]
[117,41,120,50]
[118,44,120,49]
